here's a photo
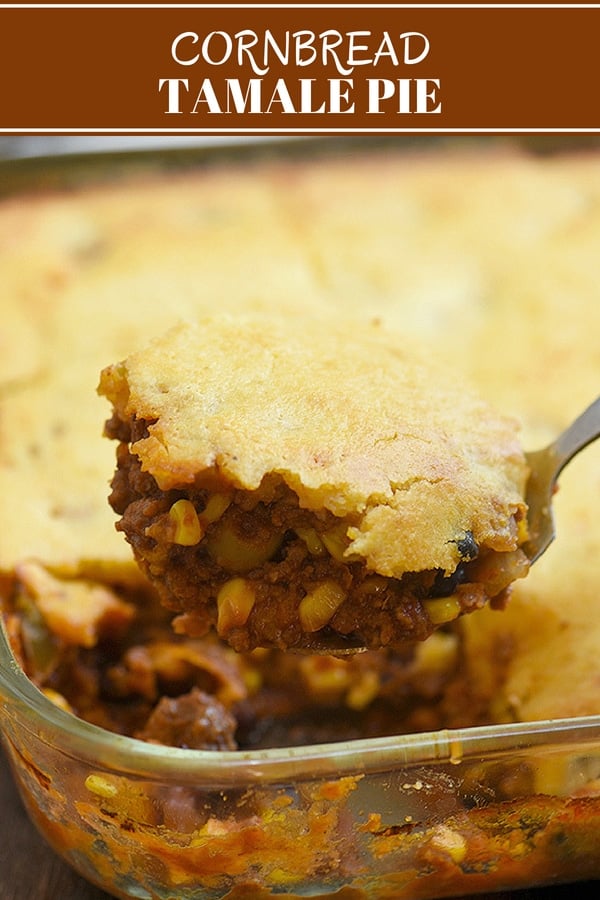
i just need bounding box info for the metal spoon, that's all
[521,394,600,563]
[307,396,600,655]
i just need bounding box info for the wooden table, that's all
[1,747,107,899]
[1,747,598,900]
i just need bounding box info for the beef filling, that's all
[107,416,524,653]
[135,687,237,750]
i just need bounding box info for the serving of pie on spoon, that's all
[98,315,593,657]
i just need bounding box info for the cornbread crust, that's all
[99,314,529,650]
[1,141,599,706]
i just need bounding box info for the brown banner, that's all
[1,4,600,133]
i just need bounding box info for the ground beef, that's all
[5,569,492,752]
[135,687,237,750]
[109,435,501,653]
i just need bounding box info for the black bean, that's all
[429,564,467,598]
[455,531,479,561]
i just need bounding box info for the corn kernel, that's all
[201,492,232,525]
[242,667,263,693]
[517,514,530,544]
[217,578,256,633]
[430,825,467,863]
[413,631,458,674]
[41,688,74,714]
[268,868,298,886]
[423,595,462,625]
[206,522,282,572]
[321,523,350,562]
[299,580,347,632]
[85,774,118,799]
[294,526,326,556]
[299,656,351,697]
[346,670,381,711]
[168,499,203,546]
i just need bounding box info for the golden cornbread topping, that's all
[99,314,530,652]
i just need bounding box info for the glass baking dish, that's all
[2,614,600,900]
[2,136,600,899]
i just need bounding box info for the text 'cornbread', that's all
[99,314,529,651]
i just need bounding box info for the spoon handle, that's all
[552,395,600,474]
[523,395,600,564]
